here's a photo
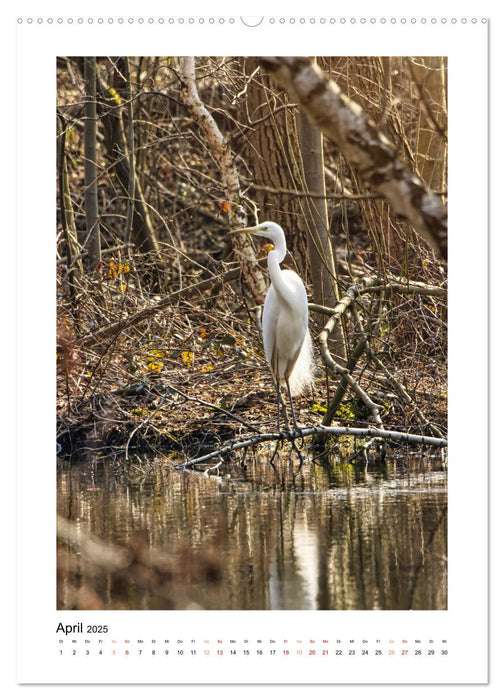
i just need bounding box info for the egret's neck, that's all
[270,233,287,263]
[267,247,285,276]
[267,245,292,306]
[259,224,290,301]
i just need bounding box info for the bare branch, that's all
[172,425,447,471]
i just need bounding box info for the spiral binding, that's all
[16,16,488,25]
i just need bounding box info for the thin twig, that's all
[166,383,262,435]
[125,387,171,460]
[251,183,383,201]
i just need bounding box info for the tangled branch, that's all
[261,56,447,259]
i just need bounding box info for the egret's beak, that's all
[230,226,260,235]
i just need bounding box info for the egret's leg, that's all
[285,378,299,433]
[275,380,289,434]
[285,378,304,450]
[275,380,282,433]
[270,382,283,468]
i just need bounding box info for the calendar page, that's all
[15,7,488,687]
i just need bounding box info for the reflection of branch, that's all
[58,515,131,570]
[57,514,223,610]
[407,510,447,610]
[172,425,447,471]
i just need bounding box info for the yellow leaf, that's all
[147,360,163,372]
[108,87,123,105]
[181,351,194,369]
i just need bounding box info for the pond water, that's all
[57,452,447,611]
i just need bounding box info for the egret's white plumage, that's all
[231,222,313,422]
[261,261,313,396]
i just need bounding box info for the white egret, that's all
[231,222,313,432]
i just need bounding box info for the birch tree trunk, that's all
[117,57,136,246]
[261,57,447,260]
[179,57,267,302]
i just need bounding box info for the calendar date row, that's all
[59,648,448,656]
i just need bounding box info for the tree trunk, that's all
[83,57,101,268]
[96,68,161,260]
[408,56,447,193]
[298,112,336,308]
[116,57,136,246]
[298,112,346,362]
[57,114,83,278]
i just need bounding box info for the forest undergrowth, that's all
[56,56,447,463]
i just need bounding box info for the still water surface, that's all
[57,454,446,611]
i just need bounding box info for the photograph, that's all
[56,55,448,612]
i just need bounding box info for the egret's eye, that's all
[262,243,275,253]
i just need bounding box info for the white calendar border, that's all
[13,9,488,686]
